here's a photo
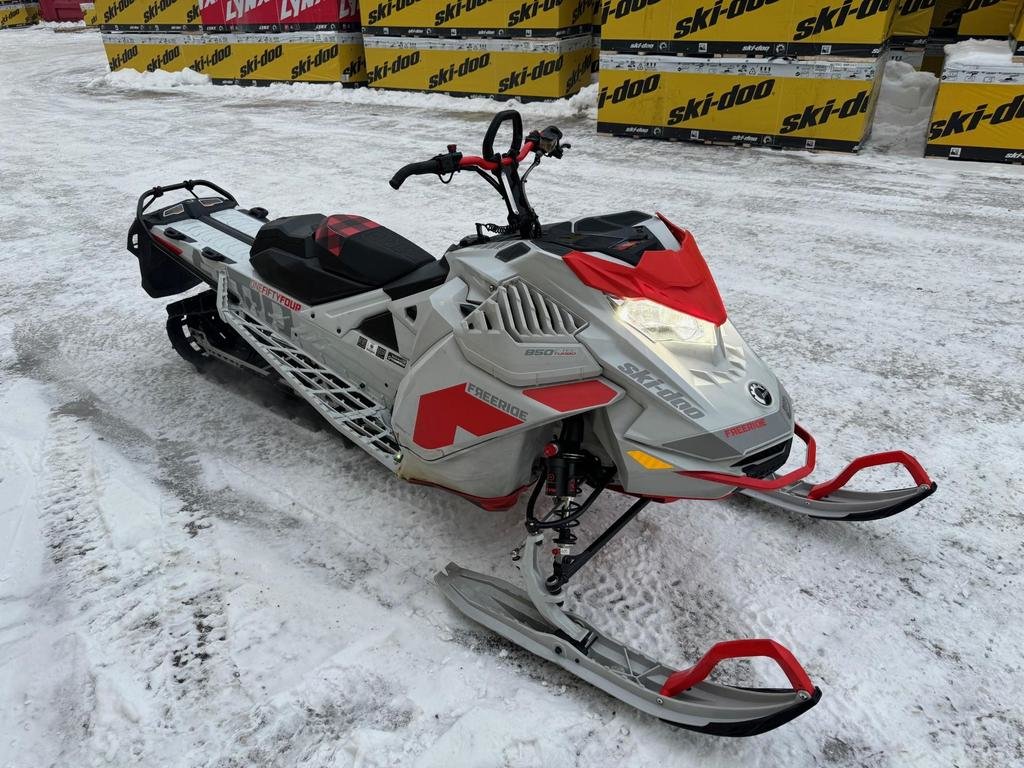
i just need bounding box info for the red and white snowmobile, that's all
[127,110,936,736]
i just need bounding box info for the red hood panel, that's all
[563,213,728,326]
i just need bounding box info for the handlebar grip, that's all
[482,110,523,161]
[389,159,441,190]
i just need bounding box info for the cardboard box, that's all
[95,0,201,31]
[888,44,925,67]
[81,1,98,25]
[597,54,884,151]
[364,34,594,98]
[929,0,966,36]
[102,32,202,71]
[361,0,596,39]
[891,0,935,45]
[210,31,367,82]
[926,58,1024,161]
[102,31,368,84]
[598,0,898,57]
[957,0,1018,38]
[1013,0,1023,54]
[1,2,40,26]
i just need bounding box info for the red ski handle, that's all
[660,639,816,699]
[806,451,932,500]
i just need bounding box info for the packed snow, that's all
[944,37,1019,67]
[2,24,1023,768]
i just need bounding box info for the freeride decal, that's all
[413,383,526,449]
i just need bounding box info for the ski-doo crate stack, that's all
[597,0,898,152]
[889,0,937,68]
[361,0,597,99]
[97,0,368,86]
[1014,0,1024,55]
[926,38,1024,161]
[956,0,1021,39]
[1,0,40,26]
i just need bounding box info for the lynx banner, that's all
[598,0,897,57]
[361,0,597,39]
[597,55,882,151]
[363,34,593,98]
[957,0,1019,38]
[94,0,201,31]
[102,31,367,83]
[926,62,1024,161]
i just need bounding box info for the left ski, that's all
[437,558,821,737]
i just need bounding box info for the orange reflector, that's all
[627,450,674,470]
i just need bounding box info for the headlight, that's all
[614,299,717,345]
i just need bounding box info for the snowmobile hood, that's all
[563,214,727,326]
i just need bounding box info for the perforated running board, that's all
[216,275,401,468]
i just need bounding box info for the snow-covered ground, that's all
[1,25,1023,768]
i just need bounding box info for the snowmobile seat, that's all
[249,214,440,305]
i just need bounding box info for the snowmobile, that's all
[128,110,936,736]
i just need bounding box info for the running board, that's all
[216,274,401,468]
[436,563,821,736]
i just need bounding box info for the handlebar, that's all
[389,153,463,190]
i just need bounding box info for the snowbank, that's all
[867,60,938,155]
[944,37,1017,67]
[87,65,600,120]
[95,67,211,90]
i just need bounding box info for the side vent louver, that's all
[464,280,585,343]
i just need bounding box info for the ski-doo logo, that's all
[366,0,427,24]
[897,0,934,15]
[147,45,182,72]
[793,0,890,40]
[367,50,421,83]
[508,0,573,26]
[250,279,303,312]
[929,94,1024,139]
[667,79,775,125]
[779,89,870,133]
[598,74,660,108]
[604,0,660,21]
[343,54,366,78]
[103,0,138,23]
[226,0,274,20]
[109,45,140,70]
[429,53,491,89]
[432,0,497,25]
[617,363,705,419]
[497,55,564,93]
[143,0,192,23]
[238,44,284,77]
[291,45,339,79]
[675,0,782,39]
[190,44,232,73]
